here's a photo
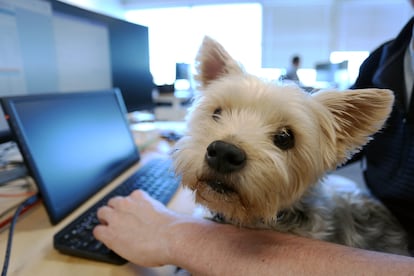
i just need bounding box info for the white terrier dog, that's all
[173,36,408,255]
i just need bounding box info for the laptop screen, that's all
[1,89,140,224]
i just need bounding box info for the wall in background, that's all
[262,0,412,68]
[58,0,413,77]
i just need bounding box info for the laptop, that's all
[1,89,180,264]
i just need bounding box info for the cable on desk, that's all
[1,194,39,276]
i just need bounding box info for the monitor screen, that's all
[1,89,140,224]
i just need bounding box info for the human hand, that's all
[93,189,180,267]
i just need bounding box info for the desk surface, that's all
[0,134,196,275]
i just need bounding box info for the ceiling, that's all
[119,0,404,10]
[121,0,255,9]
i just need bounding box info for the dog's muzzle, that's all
[205,140,246,174]
[206,179,236,194]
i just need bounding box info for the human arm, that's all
[93,190,414,276]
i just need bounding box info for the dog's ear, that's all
[194,36,244,88]
[312,88,394,165]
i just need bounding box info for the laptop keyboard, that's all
[53,158,180,265]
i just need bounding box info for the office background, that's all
[59,0,412,88]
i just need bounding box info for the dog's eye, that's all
[212,107,222,121]
[273,128,294,150]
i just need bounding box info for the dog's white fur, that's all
[172,36,409,255]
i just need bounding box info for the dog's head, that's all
[173,36,394,227]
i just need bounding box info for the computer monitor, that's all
[174,63,192,91]
[50,1,155,113]
[315,61,349,88]
[315,62,335,83]
[176,63,190,80]
[1,89,140,224]
[0,0,154,143]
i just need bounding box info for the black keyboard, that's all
[53,158,180,265]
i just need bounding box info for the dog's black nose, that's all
[205,140,246,173]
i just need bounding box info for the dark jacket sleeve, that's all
[351,42,389,90]
[341,42,389,166]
